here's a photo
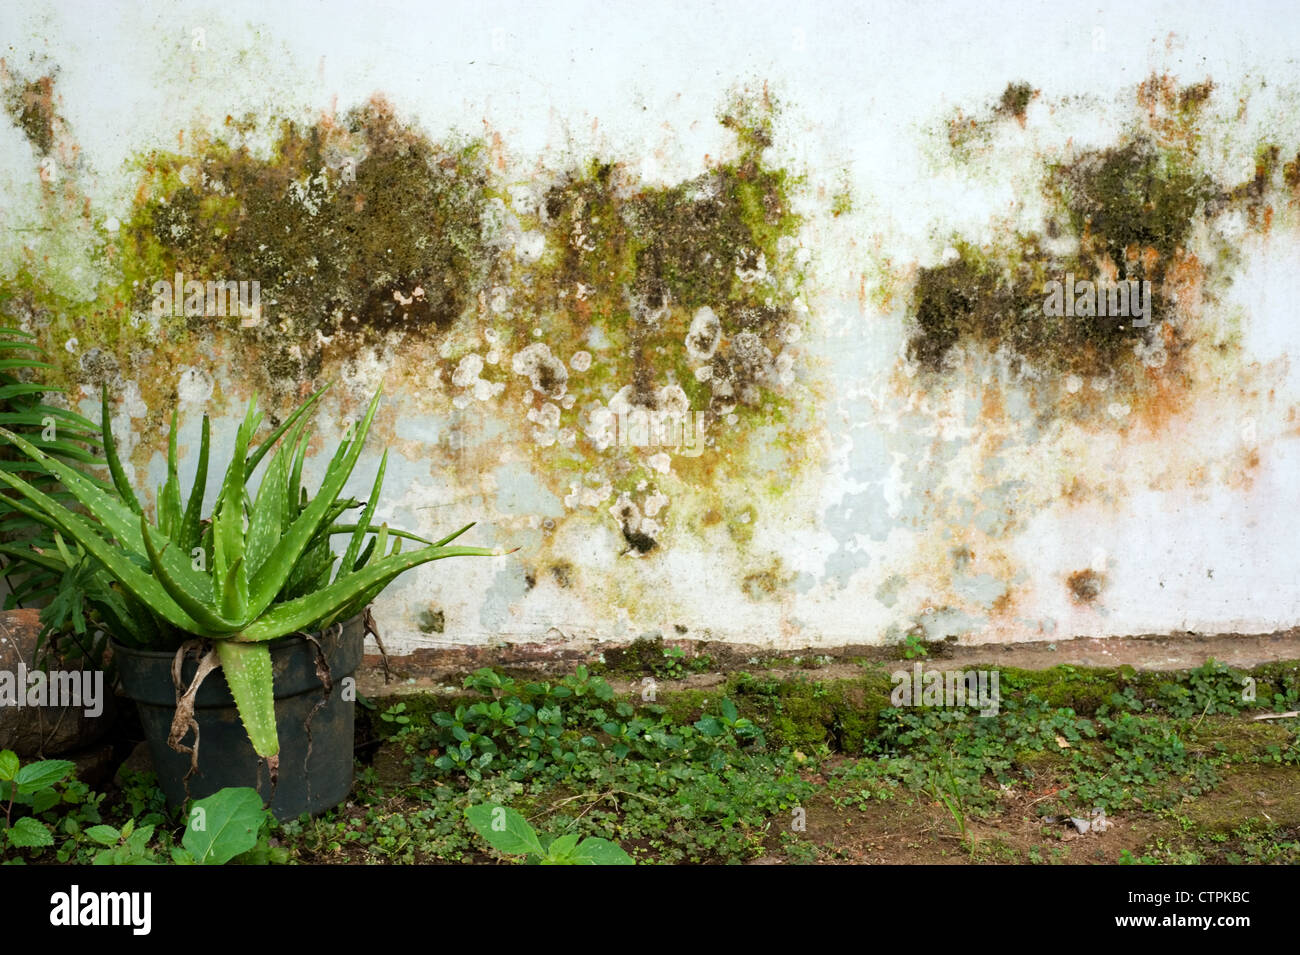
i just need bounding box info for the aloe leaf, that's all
[245,417,301,578]
[327,524,434,545]
[178,415,210,551]
[211,395,259,516]
[286,425,310,522]
[430,522,475,547]
[216,641,279,758]
[0,460,52,474]
[371,524,389,567]
[0,358,53,375]
[236,543,500,642]
[221,556,248,622]
[0,544,65,573]
[158,408,183,539]
[52,530,74,565]
[0,469,202,632]
[101,385,142,515]
[245,389,383,617]
[338,449,386,580]
[0,405,100,436]
[0,426,209,596]
[244,384,328,480]
[24,440,99,463]
[211,491,247,620]
[139,512,237,634]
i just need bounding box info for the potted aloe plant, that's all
[0,384,500,817]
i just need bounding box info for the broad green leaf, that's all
[0,750,18,781]
[182,787,267,864]
[84,824,121,847]
[7,816,53,848]
[216,642,278,757]
[14,759,74,793]
[542,832,581,863]
[694,716,723,736]
[570,838,635,865]
[464,804,544,857]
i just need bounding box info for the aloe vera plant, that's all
[0,385,500,760]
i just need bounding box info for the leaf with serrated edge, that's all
[7,816,53,848]
[245,417,301,578]
[178,415,210,550]
[216,642,278,757]
[14,759,74,793]
[235,544,499,642]
[139,512,237,633]
[0,426,211,602]
[0,468,202,632]
[245,389,383,618]
[243,384,328,480]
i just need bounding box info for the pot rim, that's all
[109,614,364,660]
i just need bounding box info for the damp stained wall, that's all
[2,1,1299,653]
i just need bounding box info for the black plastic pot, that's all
[113,614,363,820]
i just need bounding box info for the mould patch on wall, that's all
[833,72,1300,646]
[1,69,821,636]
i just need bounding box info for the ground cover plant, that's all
[6,653,1292,865]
